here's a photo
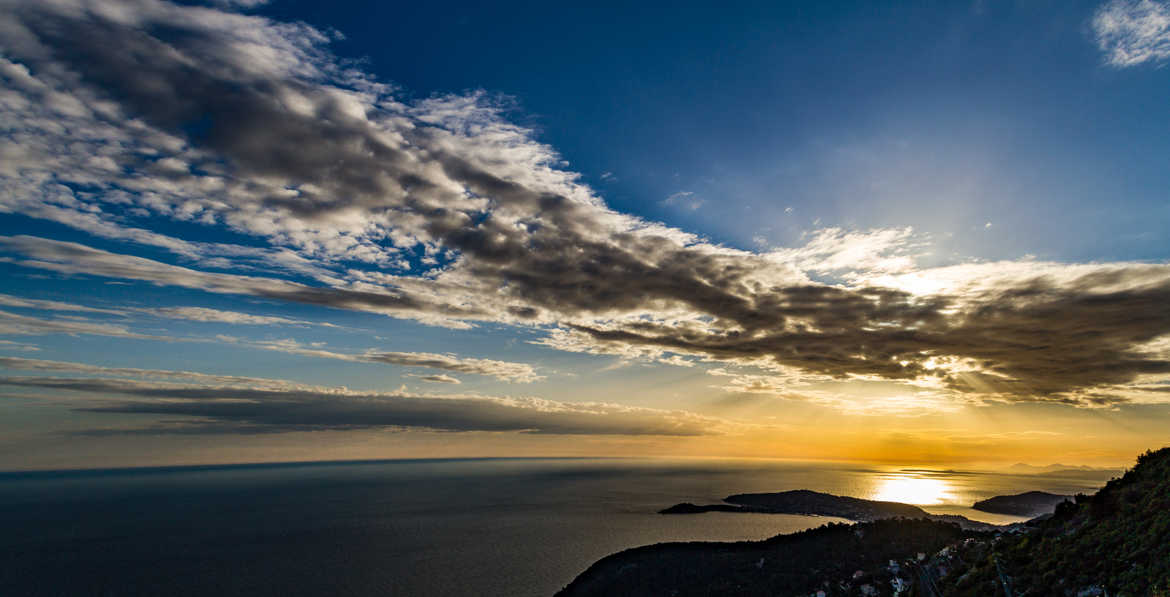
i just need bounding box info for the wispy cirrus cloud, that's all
[1092,0,1170,67]
[0,293,329,327]
[0,340,39,352]
[0,356,306,389]
[136,306,330,327]
[0,235,486,328]
[249,338,543,383]
[410,374,462,384]
[0,301,540,383]
[661,191,704,211]
[362,351,541,383]
[0,308,168,340]
[0,294,125,315]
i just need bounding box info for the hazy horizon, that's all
[0,452,1138,475]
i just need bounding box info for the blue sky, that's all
[1,0,1169,469]
[266,0,1170,262]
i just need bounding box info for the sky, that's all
[1,0,1169,470]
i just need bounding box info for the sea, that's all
[0,457,1117,596]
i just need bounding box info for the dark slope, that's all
[971,490,1071,516]
[943,447,1170,596]
[556,518,970,597]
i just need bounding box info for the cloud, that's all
[554,258,1170,404]
[0,235,485,327]
[702,367,966,415]
[362,351,541,383]
[137,306,325,326]
[1,0,1169,410]
[0,356,305,389]
[0,340,39,351]
[768,227,924,278]
[250,338,543,383]
[411,374,461,384]
[0,294,125,315]
[0,373,722,436]
[0,294,329,326]
[706,367,810,395]
[0,306,539,383]
[0,294,334,329]
[0,308,167,340]
[1092,0,1170,67]
[662,191,704,210]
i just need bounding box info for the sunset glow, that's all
[3,2,1170,595]
[871,475,955,506]
[0,0,1167,473]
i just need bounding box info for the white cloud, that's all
[1092,0,1170,66]
[0,308,166,340]
[0,356,306,389]
[0,293,125,315]
[137,306,325,326]
[250,338,542,383]
[662,191,704,210]
[410,373,462,384]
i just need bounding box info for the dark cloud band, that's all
[0,374,720,436]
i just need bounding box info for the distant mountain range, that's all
[1005,462,1118,474]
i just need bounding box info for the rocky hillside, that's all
[941,447,1170,596]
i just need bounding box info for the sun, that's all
[871,475,953,505]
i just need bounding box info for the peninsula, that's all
[661,489,1005,531]
[971,490,1071,516]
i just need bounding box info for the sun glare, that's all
[871,475,953,505]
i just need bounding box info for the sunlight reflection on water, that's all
[870,473,955,505]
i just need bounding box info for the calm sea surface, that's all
[0,458,1114,596]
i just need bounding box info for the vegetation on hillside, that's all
[942,447,1170,596]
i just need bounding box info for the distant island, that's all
[559,447,1170,596]
[972,490,1071,516]
[661,489,1011,531]
[1006,462,1117,475]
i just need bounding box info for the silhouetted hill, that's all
[971,490,1071,516]
[942,447,1170,596]
[556,518,970,597]
[560,447,1170,596]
